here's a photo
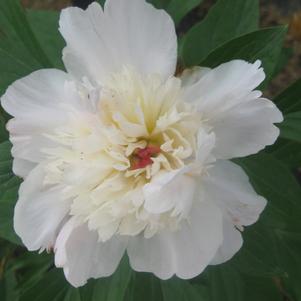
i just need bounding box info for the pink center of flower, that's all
[131,145,161,170]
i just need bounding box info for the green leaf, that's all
[0,0,52,68]
[80,257,132,301]
[207,264,283,301]
[232,153,301,283]
[161,278,209,301]
[166,0,204,26]
[20,269,70,301]
[17,256,132,301]
[27,9,64,69]
[230,153,301,298]
[207,265,244,301]
[64,289,82,301]
[146,0,169,10]
[275,231,301,300]
[0,5,64,96]
[274,78,301,114]
[13,253,76,301]
[232,222,282,277]
[180,0,259,66]
[279,111,301,143]
[9,252,53,295]
[0,268,20,301]
[0,112,9,143]
[0,18,40,96]
[0,178,21,245]
[105,257,133,301]
[124,273,164,301]
[242,276,283,301]
[269,78,301,167]
[0,141,22,245]
[272,47,293,78]
[202,27,287,85]
[97,0,106,7]
[235,153,301,231]
[268,139,301,168]
[0,240,20,301]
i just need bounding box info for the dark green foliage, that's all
[180,0,259,66]
[201,27,287,86]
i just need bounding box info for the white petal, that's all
[180,66,211,87]
[59,0,177,83]
[203,160,267,227]
[143,167,196,216]
[1,69,70,118]
[55,217,80,268]
[12,158,36,178]
[182,60,264,112]
[14,165,72,251]
[196,129,216,165]
[1,69,73,164]
[182,60,283,159]
[127,200,223,279]
[211,218,243,265]
[54,220,127,287]
[210,97,282,159]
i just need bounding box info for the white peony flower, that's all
[1,0,283,287]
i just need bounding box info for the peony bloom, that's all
[1,0,282,287]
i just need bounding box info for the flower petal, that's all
[182,60,283,159]
[182,60,265,112]
[59,0,177,83]
[143,167,196,216]
[54,219,127,287]
[1,69,70,118]
[180,66,211,87]
[210,97,282,159]
[196,129,216,165]
[14,165,72,251]
[211,218,243,265]
[203,160,267,227]
[127,200,223,279]
[1,69,73,164]
[12,158,36,178]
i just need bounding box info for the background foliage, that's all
[0,0,301,300]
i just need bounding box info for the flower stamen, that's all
[131,145,161,170]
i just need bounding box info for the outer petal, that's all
[1,69,70,118]
[182,60,283,159]
[210,218,243,265]
[14,165,72,251]
[54,219,127,287]
[209,98,282,159]
[202,160,267,227]
[182,60,265,113]
[127,200,223,279]
[1,69,74,165]
[59,0,177,83]
[12,158,36,178]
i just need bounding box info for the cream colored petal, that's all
[59,0,177,83]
